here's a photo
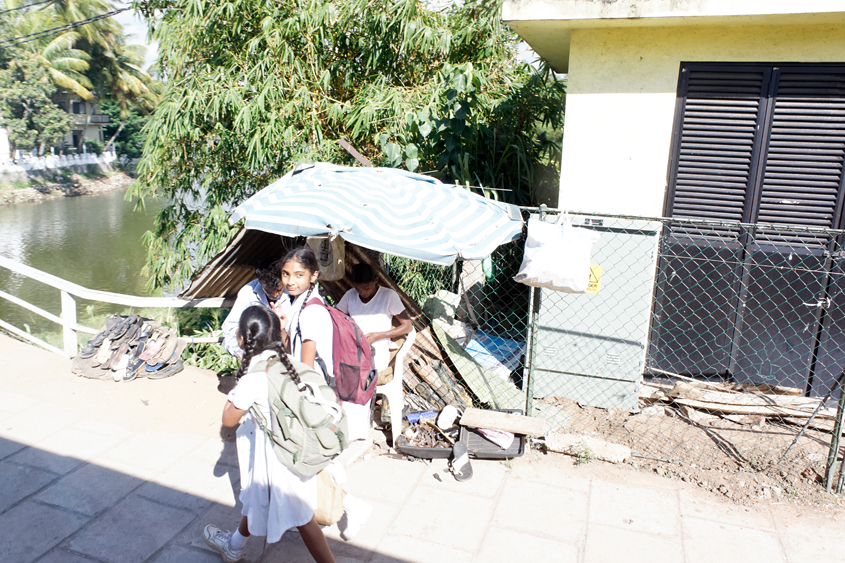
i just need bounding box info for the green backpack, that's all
[250,355,348,478]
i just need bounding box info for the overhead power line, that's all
[0,6,129,48]
[0,0,53,17]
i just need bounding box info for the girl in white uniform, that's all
[202,305,335,563]
[279,246,372,541]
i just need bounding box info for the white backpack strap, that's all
[301,381,344,423]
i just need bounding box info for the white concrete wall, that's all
[0,150,116,175]
[559,22,845,217]
[0,128,10,165]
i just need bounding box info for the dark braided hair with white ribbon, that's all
[283,246,320,345]
[235,305,304,386]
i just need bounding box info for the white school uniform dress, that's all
[336,285,405,371]
[228,350,317,542]
[288,290,371,442]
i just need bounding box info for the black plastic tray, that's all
[395,435,454,459]
[459,409,526,459]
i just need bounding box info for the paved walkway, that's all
[1,333,844,563]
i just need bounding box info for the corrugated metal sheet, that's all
[180,228,408,309]
[179,227,290,300]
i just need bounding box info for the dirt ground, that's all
[537,392,845,514]
[0,170,133,206]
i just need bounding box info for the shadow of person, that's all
[213,424,241,508]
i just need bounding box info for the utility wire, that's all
[0,7,128,48]
[0,0,53,16]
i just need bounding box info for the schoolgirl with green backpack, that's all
[202,305,337,563]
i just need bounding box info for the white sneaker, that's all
[340,495,372,541]
[202,524,243,562]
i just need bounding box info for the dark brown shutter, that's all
[667,67,770,235]
[755,70,845,245]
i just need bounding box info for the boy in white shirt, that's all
[335,264,412,382]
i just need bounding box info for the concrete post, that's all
[60,290,77,357]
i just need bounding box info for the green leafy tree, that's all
[131,0,564,292]
[99,96,150,158]
[0,59,74,154]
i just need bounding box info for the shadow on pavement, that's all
[0,436,409,563]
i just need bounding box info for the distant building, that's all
[51,92,111,150]
[0,92,111,161]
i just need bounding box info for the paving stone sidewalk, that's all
[1,333,843,563]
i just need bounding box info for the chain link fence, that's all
[384,208,845,494]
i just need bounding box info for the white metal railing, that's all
[0,254,228,357]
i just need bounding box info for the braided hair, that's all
[282,246,319,346]
[235,305,303,385]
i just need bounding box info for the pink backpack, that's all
[299,298,378,405]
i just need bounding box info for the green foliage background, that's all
[0,0,158,156]
[0,60,74,154]
[131,0,565,293]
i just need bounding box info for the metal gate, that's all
[648,220,845,398]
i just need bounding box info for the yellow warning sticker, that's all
[587,265,601,294]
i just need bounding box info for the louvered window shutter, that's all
[666,66,770,235]
[667,64,845,237]
[755,70,845,245]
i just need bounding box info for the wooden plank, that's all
[0,289,63,325]
[669,383,825,409]
[672,397,836,419]
[784,417,845,436]
[338,139,373,167]
[460,407,546,436]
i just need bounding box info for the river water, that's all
[0,189,166,337]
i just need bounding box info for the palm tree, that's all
[6,2,94,99]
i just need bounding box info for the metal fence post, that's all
[825,375,845,492]
[525,286,541,417]
[60,290,77,358]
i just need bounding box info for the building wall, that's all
[560,22,845,217]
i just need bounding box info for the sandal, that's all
[148,328,177,365]
[78,314,122,358]
[145,360,184,380]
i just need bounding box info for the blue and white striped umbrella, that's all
[229,163,524,265]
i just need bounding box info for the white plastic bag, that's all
[307,234,345,281]
[513,213,599,293]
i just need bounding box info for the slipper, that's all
[145,360,184,380]
[165,338,187,365]
[107,314,136,341]
[78,314,122,358]
[148,328,177,365]
[104,341,130,371]
[449,441,473,482]
[123,355,145,382]
[93,339,114,367]
[79,361,114,380]
[112,351,130,382]
[144,336,187,372]
[111,318,142,349]
[139,328,166,361]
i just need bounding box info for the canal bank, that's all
[0,170,135,207]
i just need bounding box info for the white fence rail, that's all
[0,254,228,357]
